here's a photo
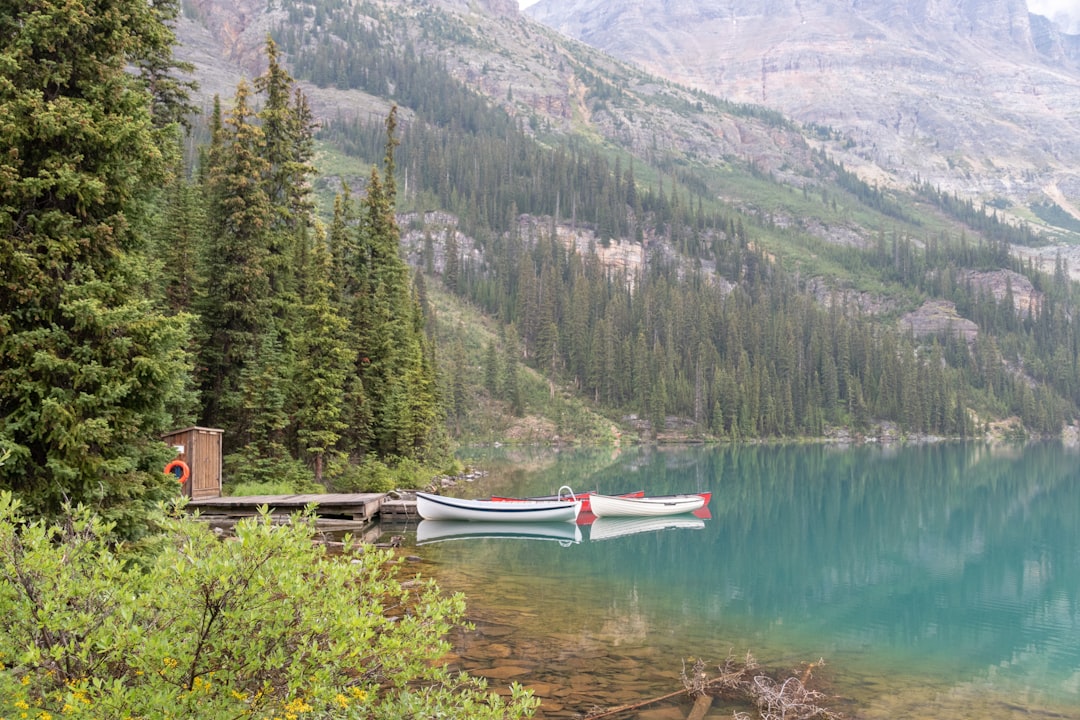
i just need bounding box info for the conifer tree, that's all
[291,232,358,480]
[255,38,316,298]
[196,81,274,436]
[485,340,500,397]
[0,0,192,534]
[155,178,205,316]
[344,108,443,460]
[502,325,525,416]
[136,0,199,130]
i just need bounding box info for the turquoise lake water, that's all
[399,443,1080,719]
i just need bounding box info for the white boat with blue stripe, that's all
[415,490,582,523]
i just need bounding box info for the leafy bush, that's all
[331,454,441,493]
[228,479,323,496]
[0,494,538,719]
[332,453,396,493]
[223,447,320,493]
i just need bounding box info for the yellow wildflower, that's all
[335,694,349,709]
[282,697,312,717]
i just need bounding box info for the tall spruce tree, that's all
[0,0,192,533]
[293,236,355,483]
[254,38,315,299]
[195,82,273,439]
[345,108,443,460]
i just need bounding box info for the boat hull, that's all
[415,491,581,522]
[589,493,707,518]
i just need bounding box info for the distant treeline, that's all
[914,180,1043,247]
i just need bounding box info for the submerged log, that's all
[686,694,713,720]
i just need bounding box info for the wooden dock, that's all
[378,497,420,522]
[188,493,386,521]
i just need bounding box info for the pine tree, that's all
[502,325,524,416]
[0,0,192,534]
[255,38,316,298]
[484,340,500,397]
[345,108,443,460]
[136,0,199,130]
[292,237,355,484]
[156,178,206,316]
[196,81,274,437]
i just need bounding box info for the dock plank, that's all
[188,493,385,520]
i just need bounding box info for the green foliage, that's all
[0,493,539,720]
[332,109,448,463]
[914,180,1043,247]
[222,447,319,494]
[293,235,356,483]
[185,45,447,483]
[331,453,438,493]
[1029,200,1080,235]
[228,478,319,496]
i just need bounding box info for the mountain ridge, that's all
[526,0,1080,221]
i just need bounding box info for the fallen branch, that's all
[584,651,842,720]
[583,687,692,719]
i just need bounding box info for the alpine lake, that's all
[376,442,1080,720]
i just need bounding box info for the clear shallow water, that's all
[397,443,1080,719]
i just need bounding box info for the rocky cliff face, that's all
[439,0,519,16]
[527,0,1080,214]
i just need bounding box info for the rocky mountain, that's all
[175,0,828,203]
[526,0,1080,227]
[172,0,1071,299]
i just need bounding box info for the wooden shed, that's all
[162,426,223,499]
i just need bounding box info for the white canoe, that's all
[589,515,705,541]
[414,491,582,523]
[589,493,706,518]
[417,520,582,545]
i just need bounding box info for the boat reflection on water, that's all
[416,519,583,546]
[588,514,705,541]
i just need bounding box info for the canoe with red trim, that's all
[589,492,707,518]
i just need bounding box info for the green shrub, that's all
[0,493,539,719]
[330,454,443,493]
[228,479,323,496]
[332,454,395,493]
[222,447,320,493]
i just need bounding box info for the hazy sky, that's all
[517,0,1078,32]
[1028,0,1080,33]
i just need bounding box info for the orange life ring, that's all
[164,459,190,484]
